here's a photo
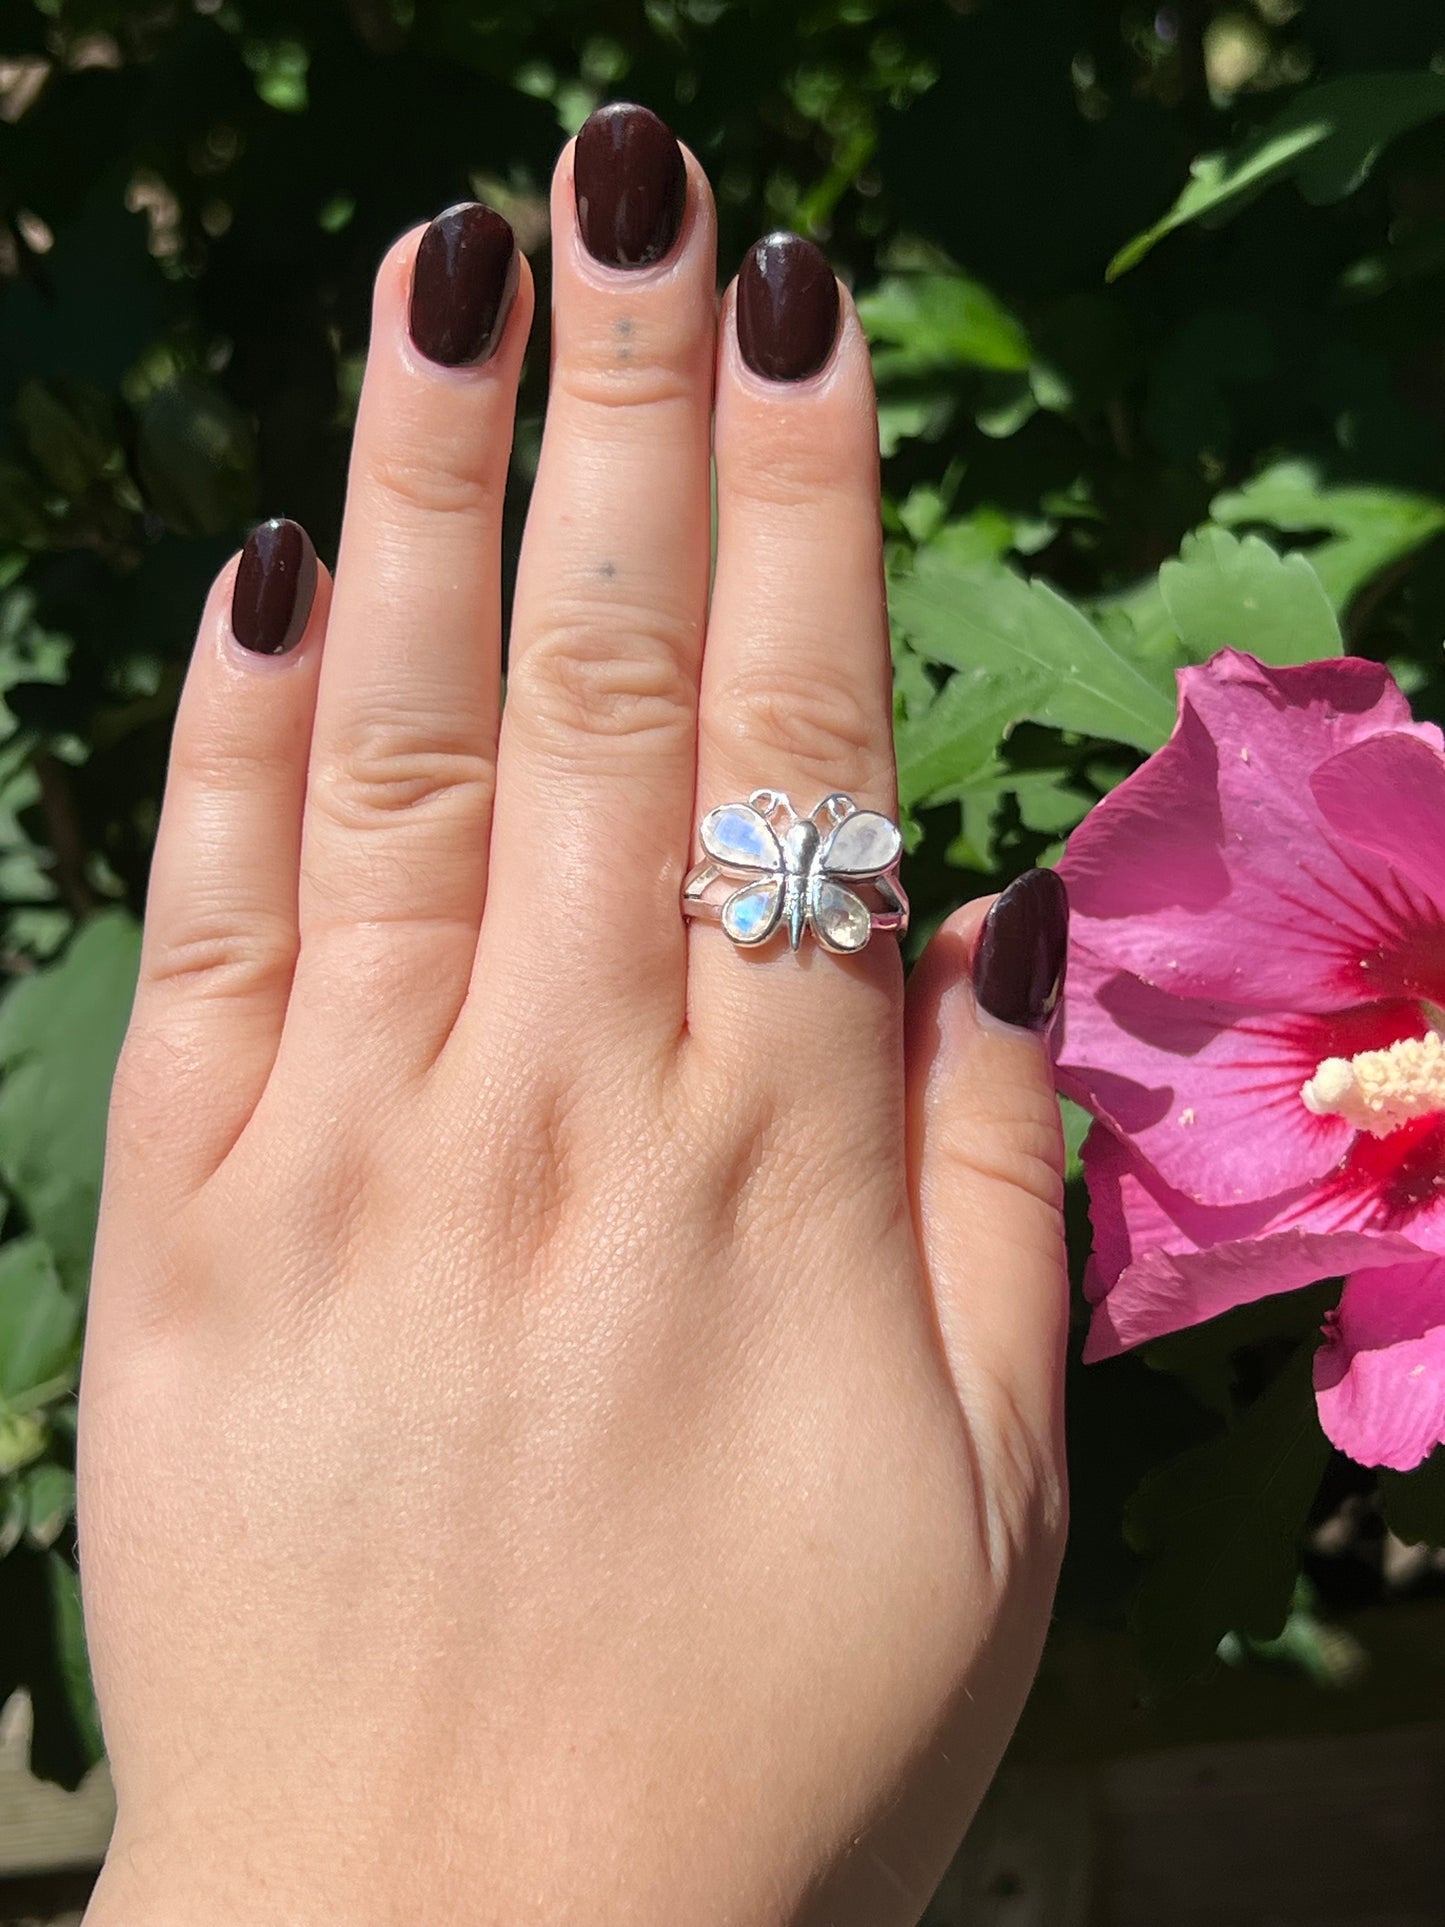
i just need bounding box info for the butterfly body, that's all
[697,792,903,955]
[780,816,821,951]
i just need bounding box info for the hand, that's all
[79,105,1069,1927]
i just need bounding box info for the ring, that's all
[682,790,909,954]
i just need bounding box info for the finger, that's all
[115,520,328,1192]
[472,106,714,1041]
[905,873,1071,1449]
[689,235,899,1060]
[291,203,532,1067]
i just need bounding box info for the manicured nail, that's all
[972,870,1069,1032]
[231,517,317,657]
[408,201,518,367]
[574,102,686,269]
[736,233,840,382]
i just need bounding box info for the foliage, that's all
[4,0,1445,1784]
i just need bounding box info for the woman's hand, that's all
[79,105,1069,1927]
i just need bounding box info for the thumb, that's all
[905,870,1070,1456]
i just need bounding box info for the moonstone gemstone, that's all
[703,804,779,869]
[823,810,901,876]
[723,880,782,944]
[812,881,871,951]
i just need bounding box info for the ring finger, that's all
[689,236,901,1064]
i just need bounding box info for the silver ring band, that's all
[682,790,909,955]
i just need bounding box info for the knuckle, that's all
[364,440,501,524]
[312,718,496,832]
[979,1411,1069,1580]
[707,666,891,793]
[724,436,861,514]
[141,914,295,1004]
[553,317,703,416]
[169,726,292,795]
[512,603,698,751]
[943,1095,1067,1220]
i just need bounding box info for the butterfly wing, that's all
[819,809,902,879]
[701,803,783,875]
[809,879,871,953]
[722,877,785,946]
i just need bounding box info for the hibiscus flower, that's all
[1055,648,1445,1471]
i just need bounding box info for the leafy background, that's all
[5,0,1445,1833]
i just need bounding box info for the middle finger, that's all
[474,105,716,1041]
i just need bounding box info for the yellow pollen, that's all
[1301,1031,1445,1138]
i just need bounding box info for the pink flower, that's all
[1055,649,1445,1471]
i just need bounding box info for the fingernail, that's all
[972,870,1069,1032]
[230,517,317,657]
[408,201,518,367]
[574,102,686,269]
[736,232,840,382]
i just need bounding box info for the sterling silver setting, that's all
[682,790,909,955]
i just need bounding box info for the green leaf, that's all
[46,1553,102,1771]
[1110,73,1445,278]
[14,380,116,499]
[859,272,1031,377]
[22,1462,75,1551]
[0,1411,46,1478]
[892,557,1178,754]
[1159,527,1342,665]
[0,1546,103,1788]
[0,1479,26,1556]
[135,376,259,537]
[1210,462,1445,613]
[1059,1095,1091,1183]
[1379,1447,1445,1547]
[1124,1342,1331,1687]
[895,661,1052,810]
[0,913,141,1291]
[0,1237,79,1406]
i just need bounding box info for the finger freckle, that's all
[597,560,618,580]
[615,316,634,337]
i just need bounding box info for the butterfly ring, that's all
[681,790,909,954]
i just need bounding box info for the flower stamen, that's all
[1301,1031,1445,1138]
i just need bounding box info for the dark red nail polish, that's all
[973,870,1069,1031]
[736,233,839,382]
[231,517,317,657]
[408,201,518,367]
[574,102,686,269]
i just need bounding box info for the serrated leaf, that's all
[1110,72,1445,278]
[1211,462,1445,613]
[892,558,1177,754]
[1124,1341,1330,1687]
[859,272,1031,377]
[894,661,1053,809]
[1159,527,1342,665]
[0,913,141,1290]
[1378,1447,1445,1547]
[0,1237,78,1405]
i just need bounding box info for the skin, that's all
[78,138,1068,1926]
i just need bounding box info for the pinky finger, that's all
[117,518,328,1192]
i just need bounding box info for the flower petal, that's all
[1309,732,1445,1004]
[1056,944,1428,1205]
[1059,651,1445,1011]
[1082,1123,1429,1361]
[1314,1261,1445,1470]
